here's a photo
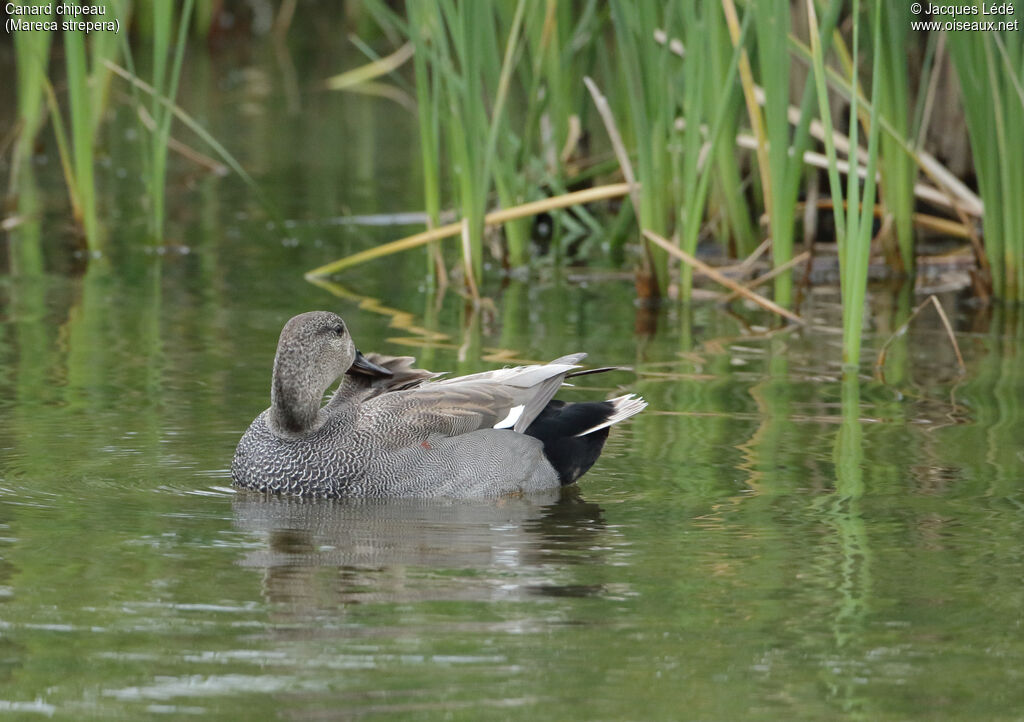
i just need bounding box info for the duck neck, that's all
[269,362,325,437]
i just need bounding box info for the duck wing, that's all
[361,354,443,391]
[362,354,587,437]
[328,354,442,407]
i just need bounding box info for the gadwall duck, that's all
[232,311,646,498]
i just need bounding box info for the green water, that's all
[3,33,1024,722]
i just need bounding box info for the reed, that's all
[88,10,120,134]
[704,6,757,258]
[9,2,54,275]
[752,0,794,305]
[529,0,600,178]
[304,0,1022,331]
[22,1,123,253]
[307,183,631,278]
[725,0,843,308]
[10,0,1024,323]
[407,3,445,281]
[104,60,272,218]
[10,2,54,177]
[806,0,883,369]
[676,6,752,299]
[359,0,445,279]
[63,22,101,251]
[511,0,585,265]
[192,0,216,39]
[483,0,532,269]
[675,4,713,298]
[124,0,194,241]
[608,0,679,293]
[598,2,748,298]
[537,4,611,258]
[946,4,1024,300]
[400,1,531,287]
[876,2,916,274]
[7,165,45,277]
[9,1,203,256]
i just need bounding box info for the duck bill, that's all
[347,350,393,378]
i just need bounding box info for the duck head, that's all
[269,311,391,435]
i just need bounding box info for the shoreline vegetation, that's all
[4,1,1022,369]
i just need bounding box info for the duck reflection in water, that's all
[232,487,617,612]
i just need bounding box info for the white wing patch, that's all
[493,404,525,429]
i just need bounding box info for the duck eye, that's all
[333,324,345,337]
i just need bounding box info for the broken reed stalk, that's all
[104,61,277,220]
[322,42,414,90]
[642,229,805,325]
[722,251,811,302]
[582,77,641,224]
[734,237,772,277]
[582,75,658,292]
[305,182,632,278]
[875,294,966,377]
[797,199,973,239]
[460,218,480,302]
[720,0,771,210]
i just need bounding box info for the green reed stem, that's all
[407,2,443,281]
[64,23,99,251]
[145,0,193,241]
[11,2,54,174]
[808,0,882,369]
[749,0,842,306]
[609,0,677,290]
[482,0,530,268]
[675,2,705,297]
[88,9,120,135]
[753,0,795,305]
[706,5,756,257]
[877,2,915,274]
[105,60,280,224]
[8,162,45,277]
[679,7,750,298]
[947,3,1024,299]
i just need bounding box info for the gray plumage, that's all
[231,311,646,498]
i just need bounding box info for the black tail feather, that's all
[525,400,616,485]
